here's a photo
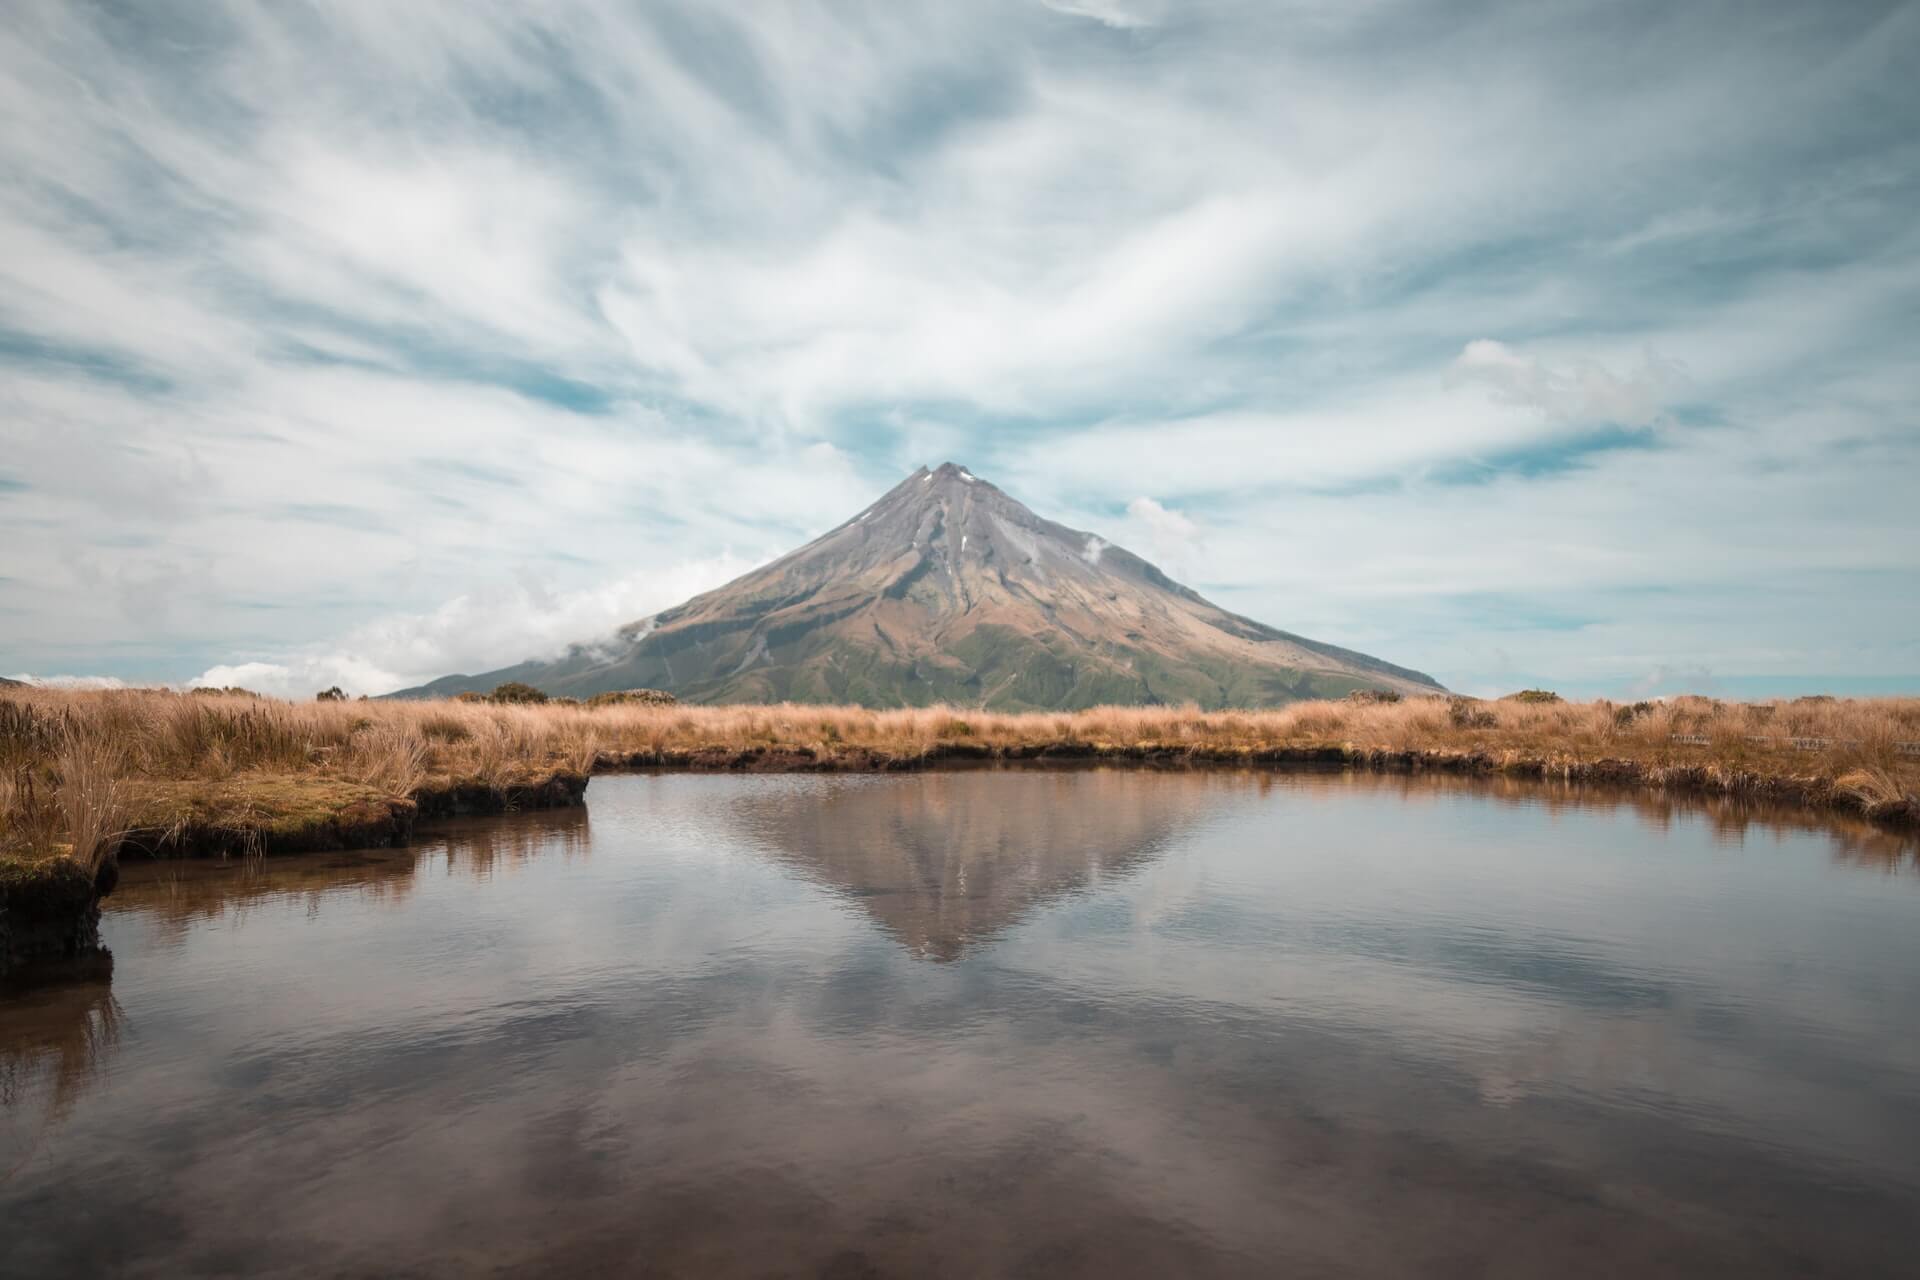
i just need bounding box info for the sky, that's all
[1,0,1916,700]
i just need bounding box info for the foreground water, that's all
[4,769,1919,1278]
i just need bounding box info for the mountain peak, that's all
[396,467,1444,708]
[893,461,988,500]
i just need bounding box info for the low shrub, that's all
[1612,700,1656,727]
[1448,697,1497,729]
[586,689,679,708]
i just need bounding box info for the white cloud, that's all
[1039,0,1162,29]
[188,552,756,699]
[1447,339,1687,428]
[6,674,135,690]
[187,659,382,701]
[1126,496,1198,542]
[1123,496,1203,578]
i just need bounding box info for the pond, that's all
[3,769,1918,1277]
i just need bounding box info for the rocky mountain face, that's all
[395,463,1443,709]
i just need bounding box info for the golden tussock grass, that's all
[1,703,132,878]
[2,688,1918,869]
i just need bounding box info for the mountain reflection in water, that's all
[1,769,1917,1279]
[723,770,1258,959]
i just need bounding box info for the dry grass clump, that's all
[53,728,132,877]
[337,724,428,796]
[1835,767,1907,811]
[1,701,133,876]
[417,712,473,743]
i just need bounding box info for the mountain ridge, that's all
[393,463,1443,708]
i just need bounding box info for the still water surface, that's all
[4,769,1919,1277]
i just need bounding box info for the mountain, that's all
[394,463,1443,708]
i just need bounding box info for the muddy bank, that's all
[413,772,591,821]
[594,743,1920,831]
[0,855,110,970]
[117,771,591,861]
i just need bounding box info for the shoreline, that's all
[590,741,1920,831]
[114,770,592,861]
[2,770,588,972]
[6,749,1913,973]
[5,688,1917,970]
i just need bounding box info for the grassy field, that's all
[3,687,1917,880]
